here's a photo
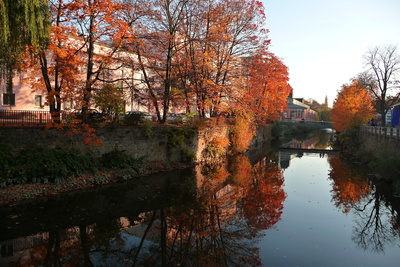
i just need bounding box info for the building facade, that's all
[283,97,317,121]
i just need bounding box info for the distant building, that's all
[388,103,400,127]
[283,97,317,121]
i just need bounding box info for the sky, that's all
[261,0,400,107]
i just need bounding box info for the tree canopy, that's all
[331,79,375,132]
[16,0,291,127]
[0,0,50,87]
[362,45,400,125]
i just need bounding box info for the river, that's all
[1,129,400,266]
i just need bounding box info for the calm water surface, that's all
[1,134,400,266]
[259,153,400,266]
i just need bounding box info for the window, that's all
[64,98,74,110]
[2,93,15,106]
[34,95,43,107]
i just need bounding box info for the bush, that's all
[165,127,196,163]
[230,110,255,153]
[0,142,146,186]
[0,141,13,184]
[124,112,144,125]
[100,148,144,172]
[271,122,284,138]
[205,136,230,158]
[13,147,97,183]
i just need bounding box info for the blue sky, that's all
[261,0,400,106]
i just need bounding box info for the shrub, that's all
[205,136,230,158]
[100,148,143,172]
[166,127,196,162]
[124,112,144,125]
[230,110,255,153]
[13,147,97,183]
[0,141,13,184]
[271,122,284,138]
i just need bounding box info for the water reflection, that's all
[0,152,286,266]
[1,144,400,266]
[328,156,400,254]
[280,128,335,150]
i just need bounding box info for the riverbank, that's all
[0,160,192,205]
[335,126,400,186]
[0,124,272,205]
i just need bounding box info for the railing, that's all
[361,125,400,139]
[280,119,333,127]
[0,110,52,126]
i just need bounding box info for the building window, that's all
[64,98,74,110]
[34,95,43,107]
[2,93,15,106]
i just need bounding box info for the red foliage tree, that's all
[331,78,375,132]
[239,49,291,123]
[328,155,371,214]
[242,156,286,231]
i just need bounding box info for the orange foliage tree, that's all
[170,0,269,118]
[24,0,136,121]
[242,155,286,231]
[331,79,375,132]
[22,0,84,123]
[328,155,371,214]
[21,0,290,128]
[238,49,291,123]
[64,0,136,118]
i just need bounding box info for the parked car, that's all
[126,111,152,120]
[167,113,187,123]
[72,108,105,122]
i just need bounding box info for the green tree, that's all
[0,0,50,92]
[305,98,331,121]
[93,84,125,123]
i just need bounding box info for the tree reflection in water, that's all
[5,153,286,266]
[127,153,286,266]
[328,155,400,253]
[328,156,371,214]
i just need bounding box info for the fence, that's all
[361,125,400,139]
[0,110,52,126]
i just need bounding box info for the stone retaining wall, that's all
[0,124,272,163]
[359,130,400,157]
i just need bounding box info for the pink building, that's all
[283,97,317,121]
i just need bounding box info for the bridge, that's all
[279,119,334,129]
[279,147,338,154]
[278,120,337,154]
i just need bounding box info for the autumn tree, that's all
[23,0,85,123]
[238,49,291,123]
[331,78,375,132]
[362,45,400,126]
[63,0,139,120]
[93,83,125,123]
[22,0,141,123]
[122,0,188,123]
[328,155,370,214]
[179,0,268,118]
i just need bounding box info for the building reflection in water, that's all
[2,137,400,265]
[0,151,286,266]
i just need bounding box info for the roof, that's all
[286,98,310,109]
